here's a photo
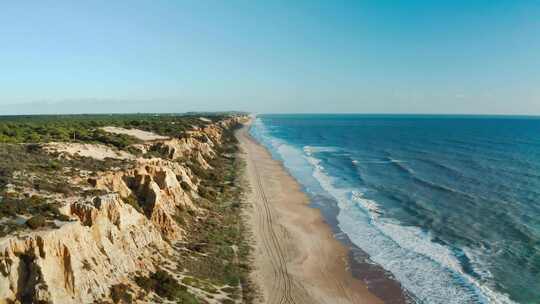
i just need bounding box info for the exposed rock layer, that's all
[0,116,245,304]
[0,194,165,303]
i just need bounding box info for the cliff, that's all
[0,115,249,304]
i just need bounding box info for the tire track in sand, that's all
[240,128,315,304]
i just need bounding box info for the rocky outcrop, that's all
[0,194,166,303]
[151,137,215,164]
[144,115,245,167]
[0,115,247,304]
[89,157,198,241]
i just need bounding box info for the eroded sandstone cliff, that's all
[0,115,247,304]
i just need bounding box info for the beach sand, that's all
[236,123,383,304]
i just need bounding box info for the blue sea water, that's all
[250,114,540,304]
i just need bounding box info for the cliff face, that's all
[89,157,198,241]
[0,116,246,304]
[0,194,165,304]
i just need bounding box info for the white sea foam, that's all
[352,159,407,164]
[304,153,516,304]
[303,145,340,154]
[351,191,382,217]
[251,119,516,304]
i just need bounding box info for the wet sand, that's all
[236,123,385,304]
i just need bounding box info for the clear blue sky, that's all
[1,0,539,114]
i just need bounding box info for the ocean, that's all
[250,114,540,304]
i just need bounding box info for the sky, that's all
[0,0,539,115]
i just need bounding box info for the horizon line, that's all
[1,112,540,118]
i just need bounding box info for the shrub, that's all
[186,161,208,180]
[122,195,143,213]
[46,160,61,170]
[180,181,191,191]
[135,269,198,302]
[52,208,71,221]
[25,143,42,153]
[110,283,133,304]
[134,275,154,292]
[176,289,199,304]
[150,270,181,300]
[83,188,108,197]
[26,215,47,229]
[0,199,21,217]
[198,186,217,201]
[82,259,92,271]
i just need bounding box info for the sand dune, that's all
[102,126,170,141]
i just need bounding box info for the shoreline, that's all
[308,193,412,304]
[237,123,390,303]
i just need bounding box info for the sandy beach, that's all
[236,123,383,304]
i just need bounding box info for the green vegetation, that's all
[181,277,218,294]
[0,118,139,149]
[0,143,135,222]
[25,215,48,229]
[0,113,242,225]
[0,194,67,221]
[0,113,251,302]
[110,283,133,304]
[0,113,230,146]
[121,194,144,214]
[135,269,198,303]
[176,128,255,303]
[0,144,133,191]
[180,181,192,192]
